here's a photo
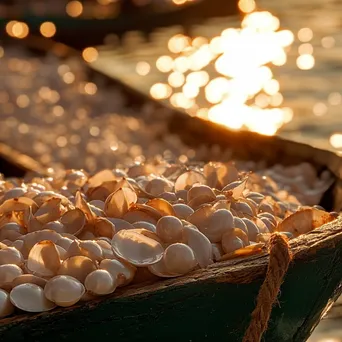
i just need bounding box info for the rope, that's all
[242,233,292,342]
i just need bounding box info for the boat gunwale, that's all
[0,218,341,328]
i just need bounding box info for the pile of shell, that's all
[0,160,337,317]
[0,46,196,172]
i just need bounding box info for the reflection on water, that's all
[149,9,294,135]
[91,0,342,152]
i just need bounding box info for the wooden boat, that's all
[0,37,342,342]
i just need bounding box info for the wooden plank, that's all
[0,222,342,342]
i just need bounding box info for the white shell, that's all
[183,225,213,268]
[0,223,22,241]
[10,283,56,312]
[67,240,103,261]
[0,264,23,288]
[111,230,164,266]
[156,216,183,243]
[44,275,85,307]
[164,243,197,274]
[12,274,47,288]
[0,289,14,318]
[200,209,234,242]
[27,240,61,277]
[24,230,62,251]
[99,259,136,286]
[222,236,244,254]
[96,240,116,259]
[0,247,24,266]
[85,269,117,295]
[172,204,194,220]
[132,221,157,233]
[148,258,181,278]
[58,256,97,283]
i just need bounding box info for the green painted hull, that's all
[0,223,341,342]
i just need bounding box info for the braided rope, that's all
[242,233,292,342]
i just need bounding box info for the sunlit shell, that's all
[0,264,23,289]
[60,208,86,236]
[0,246,24,266]
[187,185,216,203]
[219,243,265,261]
[75,191,95,222]
[34,198,65,224]
[67,240,103,261]
[27,240,61,277]
[145,178,173,196]
[0,222,23,241]
[96,239,116,259]
[217,163,240,187]
[122,203,163,225]
[10,283,56,312]
[172,204,194,220]
[156,216,184,243]
[12,274,47,288]
[200,209,234,243]
[111,230,164,266]
[187,204,215,230]
[277,208,335,237]
[45,275,85,307]
[24,230,62,252]
[99,259,136,286]
[132,221,157,233]
[164,243,197,274]
[93,217,116,239]
[104,187,137,218]
[87,169,117,189]
[0,289,14,318]
[58,256,97,283]
[175,171,206,192]
[33,191,70,207]
[85,269,117,295]
[0,197,38,215]
[183,225,213,268]
[43,221,65,233]
[87,181,118,202]
[128,228,162,243]
[146,198,176,217]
